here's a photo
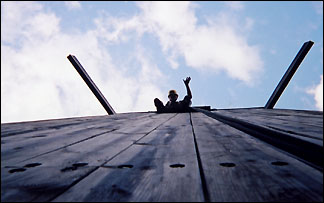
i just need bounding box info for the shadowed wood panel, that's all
[1,113,168,166]
[52,113,205,202]
[217,108,323,140]
[1,115,115,137]
[191,112,323,202]
[1,113,176,202]
[1,110,322,202]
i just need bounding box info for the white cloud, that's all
[307,75,323,111]
[1,1,43,44]
[136,2,263,84]
[1,1,164,123]
[132,48,165,111]
[1,1,264,123]
[312,1,323,15]
[270,49,277,55]
[244,17,255,31]
[224,1,244,11]
[95,2,263,83]
[64,1,81,10]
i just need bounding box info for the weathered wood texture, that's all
[52,113,204,202]
[196,107,323,171]
[216,108,323,141]
[1,113,176,201]
[191,112,322,202]
[1,109,323,202]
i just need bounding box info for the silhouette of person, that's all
[154,77,192,113]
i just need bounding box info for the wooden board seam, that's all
[192,108,323,172]
[48,113,178,201]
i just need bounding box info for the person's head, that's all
[168,90,178,102]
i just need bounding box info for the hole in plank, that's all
[72,163,88,167]
[30,135,47,138]
[133,142,151,146]
[61,166,77,172]
[219,163,236,167]
[24,163,42,168]
[61,163,89,172]
[170,164,185,168]
[117,165,133,169]
[9,168,26,173]
[271,161,288,166]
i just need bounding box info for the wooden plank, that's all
[1,113,157,166]
[1,132,134,202]
[1,114,116,137]
[1,113,146,154]
[218,108,323,127]
[1,113,176,202]
[216,109,323,142]
[218,107,323,116]
[1,112,159,148]
[191,112,323,202]
[196,108,323,171]
[1,113,148,140]
[215,115,323,141]
[217,108,323,129]
[218,108,323,128]
[52,113,205,202]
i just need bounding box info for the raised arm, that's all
[183,77,192,99]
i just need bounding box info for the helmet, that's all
[168,90,178,96]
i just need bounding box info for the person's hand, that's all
[183,77,191,85]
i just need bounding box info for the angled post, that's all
[265,41,314,109]
[67,55,116,115]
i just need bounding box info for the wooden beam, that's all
[192,107,323,172]
[1,113,176,202]
[190,112,323,202]
[265,41,314,109]
[67,55,116,115]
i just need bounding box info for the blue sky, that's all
[1,1,323,123]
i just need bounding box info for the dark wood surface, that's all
[191,112,322,202]
[216,108,323,141]
[53,113,204,202]
[195,108,323,171]
[1,109,323,202]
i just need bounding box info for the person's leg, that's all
[154,98,165,113]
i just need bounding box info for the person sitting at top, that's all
[154,77,192,113]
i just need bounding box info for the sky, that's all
[1,1,323,123]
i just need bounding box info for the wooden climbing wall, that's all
[1,108,323,202]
